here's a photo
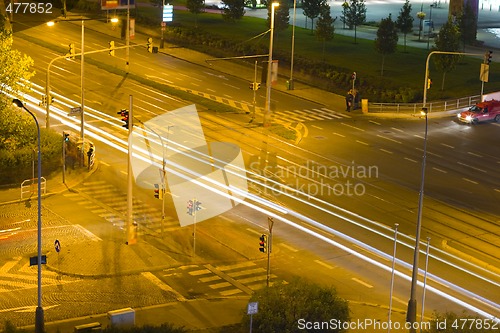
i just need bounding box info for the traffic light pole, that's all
[407,50,485,332]
[266,217,274,287]
[126,95,135,245]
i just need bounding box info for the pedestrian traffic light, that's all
[259,234,267,253]
[67,43,75,59]
[63,132,70,142]
[147,37,153,53]
[109,41,115,56]
[487,50,493,65]
[256,83,261,90]
[427,78,432,89]
[249,82,254,90]
[117,109,129,129]
[187,199,193,216]
[153,183,163,199]
[194,200,202,212]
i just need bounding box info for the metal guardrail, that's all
[369,95,482,113]
[21,177,47,199]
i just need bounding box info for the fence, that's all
[21,177,47,200]
[369,95,482,114]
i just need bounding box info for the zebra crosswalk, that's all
[274,107,352,123]
[165,261,280,297]
[62,181,178,237]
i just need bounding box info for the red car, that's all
[457,99,500,124]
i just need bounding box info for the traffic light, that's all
[47,95,53,105]
[63,132,70,142]
[109,41,115,56]
[117,109,129,129]
[67,43,75,59]
[259,234,267,253]
[194,200,202,212]
[147,37,153,53]
[427,78,432,89]
[249,82,261,91]
[487,50,492,65]
[41,95,47,106]
[154,183,163,199]
[187,199,193,215]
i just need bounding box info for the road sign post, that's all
[247,301,258,333]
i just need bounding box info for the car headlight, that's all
[457,113,461,118]
[465,115,472,122]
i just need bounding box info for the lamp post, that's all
[426,3,436,50]
[406,105,428,333]
[417,11,426,42]
[126,0,130,73]
[263,2,279,127]
[289,0,297,90]
[12,99,44,333]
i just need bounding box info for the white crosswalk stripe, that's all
[272,107,352,123]
[180,261,281,296]
[62,181,178,236]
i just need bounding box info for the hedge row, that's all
[148,21,421,102]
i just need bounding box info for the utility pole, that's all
[266,217,274,287]
[126,95,135,245]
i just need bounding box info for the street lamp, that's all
[263,2,279,127]
[426,3,436,50]
[406,106,428,332]
[12,99,44,333]
[289,0,297,90]
[417,11,426,42]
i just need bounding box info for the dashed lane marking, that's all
[351,277,373,288]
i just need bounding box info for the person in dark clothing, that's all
[345,90,354,112]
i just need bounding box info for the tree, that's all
[0,14,35,97]
[395,0,413,53]
[241,277,350,332]
[222,0,246,21]
[432,18,461,90]
[315,2,336,59]
[457,1,477,48]
[340,1,349,29]
[375,14,398,76]
[423,311,494,333]
[302,0,323,31]
[343,0,367,44]
[267,0,289,32]
[186,0,205,27]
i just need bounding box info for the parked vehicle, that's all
[457,99,500,124]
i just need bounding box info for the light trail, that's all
[4,85,499,321]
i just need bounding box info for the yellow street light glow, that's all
[110,17,119,23]
[272,2,279,8]
[46,21,55,27]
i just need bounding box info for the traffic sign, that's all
[247,301,258,315]
[163,4,173,22]
[29,255,47,266]
[54,239,61,253]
